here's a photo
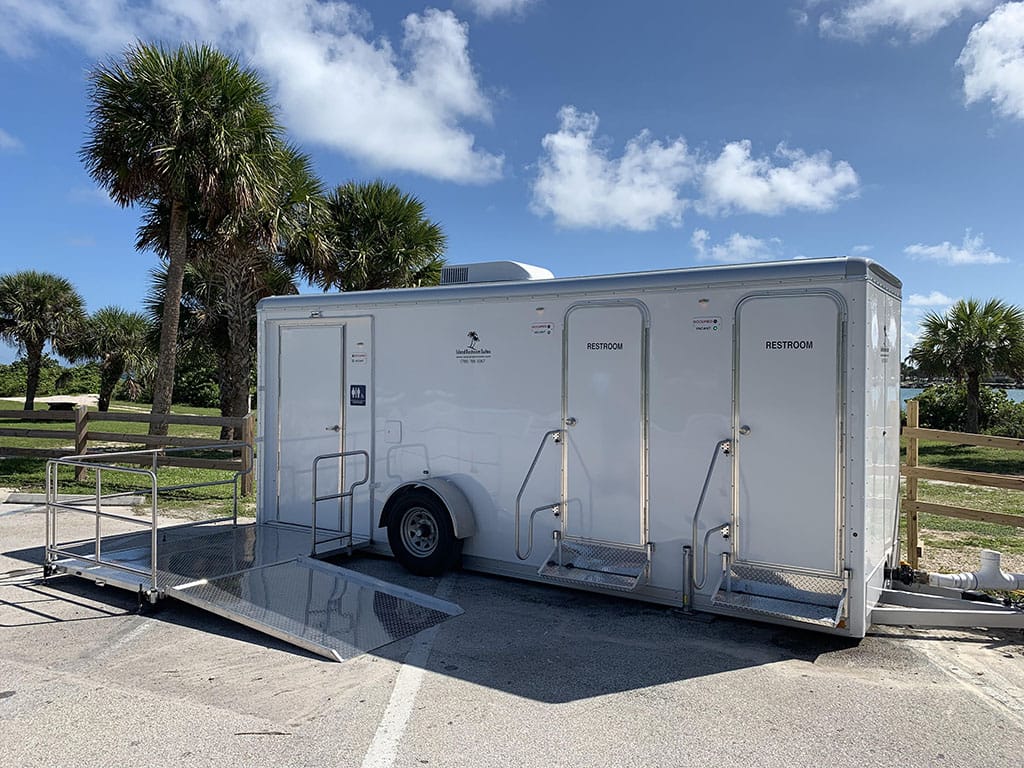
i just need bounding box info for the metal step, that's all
[711,562,847,628]
[538,539,648,592]
[711,590,840,627]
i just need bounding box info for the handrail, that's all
[690,439,732,590]
[311,450,371,555]
[44,443,255,599]
[514,429,564,560]
[46,458,159,595]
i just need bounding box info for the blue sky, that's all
[1,0,1023,364]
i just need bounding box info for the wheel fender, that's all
[379,478,477,540]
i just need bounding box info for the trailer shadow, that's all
[343,556,865,704]
[2,539,946,704]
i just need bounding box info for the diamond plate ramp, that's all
[169,556,462,661]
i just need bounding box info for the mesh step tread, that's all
[537,539,648,592]
[712,589,838,627]
[729,563,844,599]
[538,564,642,592]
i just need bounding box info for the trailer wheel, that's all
[387,490,461,576]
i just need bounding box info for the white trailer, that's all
[256,256,911,638]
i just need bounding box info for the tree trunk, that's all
[218,267,253,441]
[98,361,123,412]
[22,341,44,411]
[149,200,188,436]
[966,372,981,434]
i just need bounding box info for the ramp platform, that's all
[50,522,462,661]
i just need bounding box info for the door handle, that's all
[326,424,341,432]
[738,425,751,436]
[565,417,577,427]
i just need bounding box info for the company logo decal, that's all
[457,330,492,364]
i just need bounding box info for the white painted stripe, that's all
[93,617,155,662]
[360,575,455,768]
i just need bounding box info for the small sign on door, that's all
[349,384,366,406]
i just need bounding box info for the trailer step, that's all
[711,563,847,628]
[538,539,648,592]
[711,590,840,627]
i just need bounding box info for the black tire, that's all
[386,490,462,576]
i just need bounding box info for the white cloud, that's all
[461,0,537,19]
[958,2,1024,120]
[531,106,696,230]
[904,230,1009,265]
[851,244,873,254]
[907,290,956,306]
[819,0,996,41]
[0,127,21,151]
[531,107,861,230]
[0,1,502,183]
[699,140,859,216]
[691,229,784,263]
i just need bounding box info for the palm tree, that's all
[290,180,445,292]
[81,42,287,435]
[75,307,154,411]
[907,298,1024,433]
[138,147,320,436]
[0,271,86,410]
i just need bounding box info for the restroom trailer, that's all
[256,257,904,638]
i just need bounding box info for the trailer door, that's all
[734,294,844,576]
[564,303,647,545]
[276,323,345,526]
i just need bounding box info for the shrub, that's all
[912,383,1010,432]
[0,355,62,397]
[54,362,101,395]
[986,398,1024,439]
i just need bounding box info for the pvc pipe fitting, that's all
[928,549,1024,591]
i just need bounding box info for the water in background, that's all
[900,387,1024,412]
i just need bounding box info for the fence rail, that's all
[902,399,1024,568]
[0,405,254,495]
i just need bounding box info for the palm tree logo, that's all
[467,331,480,350]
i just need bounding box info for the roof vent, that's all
[440,261,554,285]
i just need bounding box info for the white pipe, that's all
[928,549,1024,591]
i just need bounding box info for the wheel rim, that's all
[400,507,438,557]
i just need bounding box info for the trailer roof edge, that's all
[259,256,900,310]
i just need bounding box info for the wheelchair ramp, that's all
[170,556,462,662]
[50,523,462,662]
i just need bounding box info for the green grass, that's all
[901,437,1024,558]
[1,399,252,518]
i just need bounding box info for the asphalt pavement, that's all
[1,501,1022,768]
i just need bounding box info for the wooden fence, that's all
[902,399,1024,568]
[0,406,254,496]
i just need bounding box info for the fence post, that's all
[74,405,89,482]
[240,411,254,497]
[904,399,920,568]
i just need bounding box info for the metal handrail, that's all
[514,429,564,560]
[311,450,370,555]
[45,443,255,600]
[690,439,732,591]
[64,442,254,526]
